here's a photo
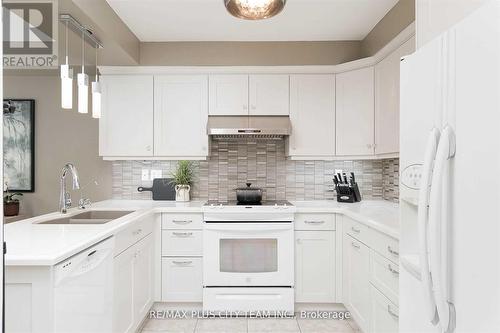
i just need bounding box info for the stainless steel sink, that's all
[37,210,135,225]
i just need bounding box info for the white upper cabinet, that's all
[289,75,336,158]
[154,75,208,157]
[375,37,415,155]
[336,67,375,156]
[209,75,249,115]
[100,75,154,157]
[249,75,289,115]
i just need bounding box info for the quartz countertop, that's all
[5,199,398,266]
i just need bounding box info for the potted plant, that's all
[170,161,194,202]
[4,189,23,216]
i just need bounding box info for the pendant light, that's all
[91,45,101,119]
[60,21,73,109]
[224,0,286,20]
[77,29,89,114]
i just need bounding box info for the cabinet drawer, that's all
[344,216,371,245]
[295,214,335,230]
[115,217,153,256]
[162,213,203,230]
[370,285,399,333]
[370,250,399,305]
[162,230,202,256]
[162,257,203,302]
[371,229,399,264]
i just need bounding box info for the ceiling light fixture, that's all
[224,0,286,20]
[91,46,101,119]
[60,21,73,109]
[77,29,89,114]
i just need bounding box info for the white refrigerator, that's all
[399,1,500,333]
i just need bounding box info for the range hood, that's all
[207,116,291,139]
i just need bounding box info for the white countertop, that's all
[5,199,398,266]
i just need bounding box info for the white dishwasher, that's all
[53,237,114,333]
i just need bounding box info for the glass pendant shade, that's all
[60,64,73,109]
[77,72,89,114]
[92,81,102,119]
[224,0,286,20]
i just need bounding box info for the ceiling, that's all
[105,0,399,42]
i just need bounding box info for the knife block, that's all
[335,182,362,203]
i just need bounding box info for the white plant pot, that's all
[175,185,191,202]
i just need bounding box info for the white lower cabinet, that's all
[343,234,371,333]
[370,286,399,333]
[161,257,203,301]
[113,232,154,333]
[295,230,336,303]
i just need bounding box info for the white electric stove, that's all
[202,201,295,314]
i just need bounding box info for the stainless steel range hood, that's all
[207,116,291,139]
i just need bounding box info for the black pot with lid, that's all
[235,182,263,204]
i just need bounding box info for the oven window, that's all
[219,239,278,273]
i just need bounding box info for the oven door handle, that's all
[204,223,292,232]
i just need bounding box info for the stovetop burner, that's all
[205,200,293,207]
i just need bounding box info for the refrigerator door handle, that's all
[417,127,440,324]
[428,125,456,333]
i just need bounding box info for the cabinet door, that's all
[343,234,370,332]
[289,75,336,157]
[370,285,399,333]
[336,67,375,156]
[375,37,415,154]
[249,75,289,115]
[154,75,208,157]
[100,75,154,157]
[161,257,203,301]
[133,234,154,321]
[113,246,135,333]
[295,231,336,303]
[209,75,248,115]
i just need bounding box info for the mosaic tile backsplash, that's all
[112,139,399,202]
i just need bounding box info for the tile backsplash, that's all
[112,139,399,202]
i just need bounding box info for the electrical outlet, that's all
[150,169,162,180]
[141,169,150,181]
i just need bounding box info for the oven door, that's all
[203,223,294,287]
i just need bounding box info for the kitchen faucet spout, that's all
[59,163,80,213]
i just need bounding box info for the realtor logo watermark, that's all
[3,0,58,68]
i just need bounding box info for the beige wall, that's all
[361,0,416,56]
[139,41,363,66]
[416,0,488,48]
[4,75,112,217]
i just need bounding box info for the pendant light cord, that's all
[95,44,98,82]
[65,21,68,65]
[81,30,85,74]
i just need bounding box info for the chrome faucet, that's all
[59,163,81,213]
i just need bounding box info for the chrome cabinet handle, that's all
[351,242,360,249]
[387,305,399,319]
[387,246,399,256]
[172,219,193,224]
[132,228,142,236]
[172,260,193,265]
[351,226,361,233]
[388,264,399,275]
[305,220,325,224]
[172,232,193,237]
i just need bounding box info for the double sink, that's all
[38,210,134,225]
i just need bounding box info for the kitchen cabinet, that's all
[343,233,371,332]
[375,36,415,155]
[370,285,399,333]
[289,75,336,158]
[154,75,208,157]
[336,67,375,156]
[161,257,203,301]
[249,75,289,115]
[209,75,249,115]
[100,75,154,157]
[113,222,154,333]
[295,230,336,303]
